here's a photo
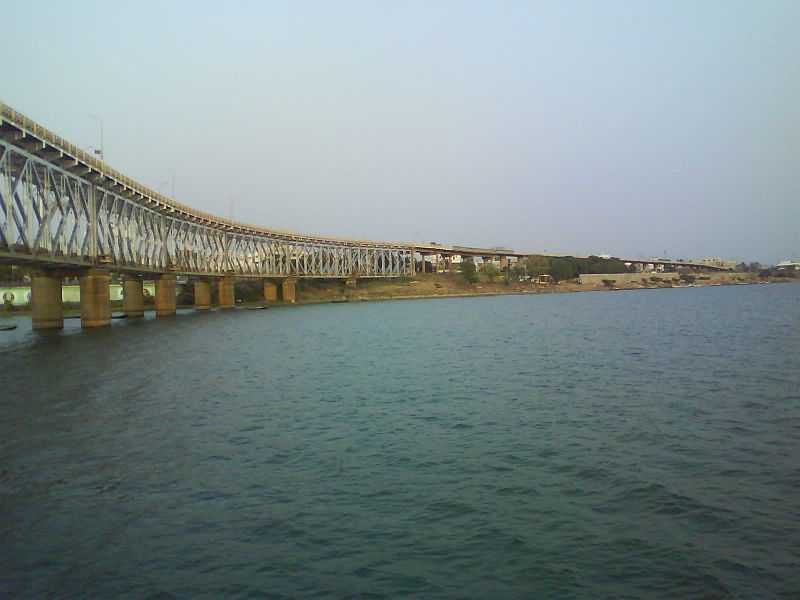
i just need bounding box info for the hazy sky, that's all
[3,1,798,263]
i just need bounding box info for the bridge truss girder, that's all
[0,140,414,278]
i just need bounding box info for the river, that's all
[1,284,798,598]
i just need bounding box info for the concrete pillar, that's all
[31,271,64,330]
[263,280,278,302]
[282,278,297,303]
[154,273,177,317]
[80,268,111,328]
[122,277,144,318]
[500,256,509,269]
[194,280,211,310]
[218,276,235,309]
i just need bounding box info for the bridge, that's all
[412,243,732,273]
[0,102,426,328]
[0,101,728,329]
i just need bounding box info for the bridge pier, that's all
[263,280,278,302]
[282,278,297,303]
[80,268,111,328]
[194,280,211,310]
[419,253,429,274]
[31,270,64,330]
[122,276,144,318]
[155,274,177,317]
[219,276,235,309]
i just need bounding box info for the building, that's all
[776,260,800,271]
[693,257,737,271]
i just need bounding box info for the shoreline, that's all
[0,278,794,318]
[287,278,793,307]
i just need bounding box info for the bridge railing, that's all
[0,136,414,277]
[1,102,417,249]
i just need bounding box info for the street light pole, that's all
[89,114,104,160]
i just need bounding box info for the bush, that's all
[524,255,551,276]
[578,256,632,274]
[521,254,633,282]
[481,263,499,281]
[550,257,579,282]
[460,260,479,284]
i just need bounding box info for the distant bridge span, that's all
[412,244,731,272]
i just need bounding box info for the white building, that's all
[776,260,800,271]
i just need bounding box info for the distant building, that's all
[776,260,800,271]
[693,257,737,270]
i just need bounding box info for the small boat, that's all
[245,305,269,310]
[111,313,128,319]
[0,324,17,331]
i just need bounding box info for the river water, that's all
[1,285,798,599]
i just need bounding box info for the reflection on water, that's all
[1,285,799,598]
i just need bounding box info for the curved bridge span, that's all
[0,103,414,279]
[1,101,730,329]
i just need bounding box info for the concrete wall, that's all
[0,283,157,306]
[692,271,755,282]
[579,271,755,286]
[579,273,679,286]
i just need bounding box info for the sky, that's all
[2,0,798,263]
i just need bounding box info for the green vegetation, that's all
[460,259,479,284]
[481,262,499,282]
[524,255,551,276]
[736,262,763,272]
[522,255,634,282]
[549,258,579,282]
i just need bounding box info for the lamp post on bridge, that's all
[89,114,104,160]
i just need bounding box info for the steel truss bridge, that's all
[0,101,729,282]
[0,103,415,279]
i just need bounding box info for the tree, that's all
[549,257,579,281]
[524,255,551,276]
[460,259,479,284]
[481,262,499,281]
[578,256,631,274]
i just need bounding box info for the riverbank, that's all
[285,271,792,306]
[1,272,794,317]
